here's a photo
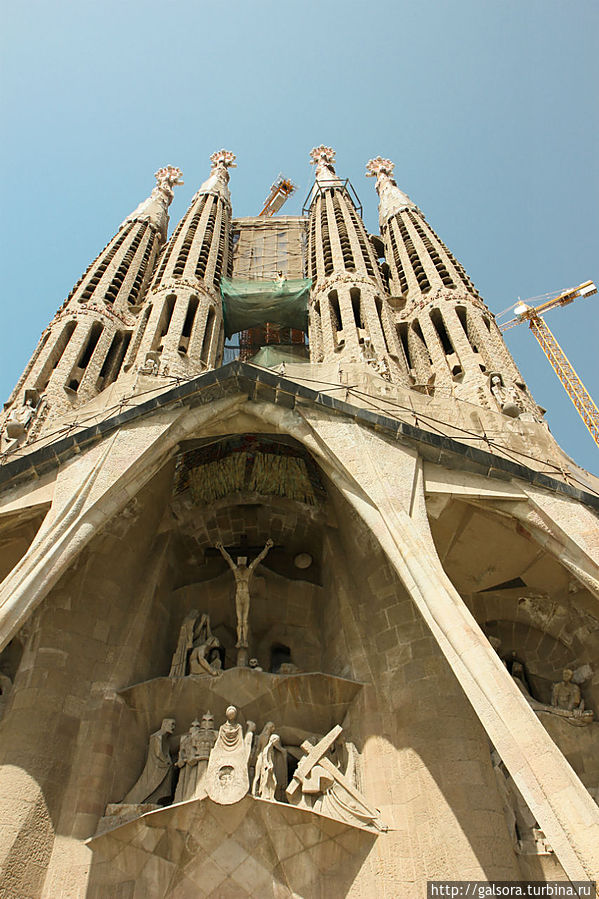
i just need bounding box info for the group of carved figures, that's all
[169,537,302,677]
[119,707,386,832]
[489,637,595,726]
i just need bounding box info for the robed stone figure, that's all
[123,718,176,805]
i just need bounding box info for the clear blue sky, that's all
[1,0,598,473]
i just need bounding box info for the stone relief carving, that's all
[510,660,594,726]
[170,611,221,679]
[251,722,287,802]
[103,711,386,835]
[216,539,274,649]
[205,706,255,805]
[489,373,523,418]
[122,717,176,805]
[487,638,594,726]
[287,725,387,832]
[174,713,217,803]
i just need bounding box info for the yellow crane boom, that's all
[501,281,599,448]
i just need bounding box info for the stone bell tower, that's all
[307,146,408,383]
[0,166,182,447]
[0,145,598,899]
[126,150,236,381]
[366,155,540,417]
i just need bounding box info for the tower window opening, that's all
[160,295,176,340]
[200,306,216,364]
[34,321,77,391]
[456,306,478,352]
[328,290,342,342]
[374,297,391,353]
[397,216,431,293]
[350,288,361,329]
[79,224,133,302]
[77,322,104,369]
[345,203,376,277]
[319,201,334,277]
[126,304,152,369]
[408,212,455,288]
[397,322,412,369]
[154,213,186,285]
[179,295,199,353]
[332,194,355,271]
[388,222,408,294]
[430,309,454,356]
[66,321,104,392]
[411,320,432,366]
[97,330,131,387]
[127,234,156,306]
[195,199,218,281]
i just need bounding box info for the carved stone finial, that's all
[366,156,395,181]
[310,145,337,169]
[366,154,416,223]
[210,149,237,172]
[154,165,184,204]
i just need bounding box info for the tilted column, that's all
[1,167,182,448]
[307,147,409,384]
[367,156,541,417]
[126,150,235,382]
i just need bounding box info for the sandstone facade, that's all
[0,147,598,898]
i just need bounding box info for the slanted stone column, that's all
[127,151,235,382]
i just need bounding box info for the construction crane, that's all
[501,280,599,447]
[258,175,297,217]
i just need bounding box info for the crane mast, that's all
[501,281,599,449]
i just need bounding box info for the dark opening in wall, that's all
[179,295,200,353]
[430,309,454,356]
[270,643,291,674]
[350,288,361,329]
[35,321,77,391]
[397,322,412,368]
[201,307,216,364]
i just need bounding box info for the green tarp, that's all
[221,277,312,338]
[249,345,310,369]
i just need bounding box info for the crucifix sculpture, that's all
[215,539,274,649]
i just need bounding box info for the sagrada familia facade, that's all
[0,146,598,897]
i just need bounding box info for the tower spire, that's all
[366,155,541,418]
[122,165,184,239]
[122,150,236,381]
[306,147,408,383]
[1,167,182,447]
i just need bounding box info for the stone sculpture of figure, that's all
[170,611,214,677]
[248,658,263,672]
[552,668,585,716]
[510,661,534,700]
[287,726,387,832]
[174,712,218,803]
[206,706,253,805]
[216,539,274,648]
[510,663,593,726]
[174,719,202,804]
[189,634,222,677]
[490,374,521,418]
[5,397,37,440]
[253,725,287,802]
[170,610,199,677]
[123,718,176,805]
